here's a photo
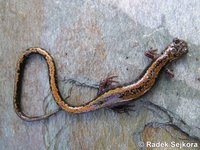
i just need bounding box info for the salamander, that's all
[13,38,188,121]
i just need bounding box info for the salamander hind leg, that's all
[97,75,119,95]
[109,104,135,114]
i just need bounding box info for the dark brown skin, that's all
[13,38,188,121]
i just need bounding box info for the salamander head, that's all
[164,38,188,61]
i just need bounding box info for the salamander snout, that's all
[166,38,188,61]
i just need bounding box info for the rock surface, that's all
[0,0,199,149]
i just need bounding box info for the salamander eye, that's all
[173,38,180,44]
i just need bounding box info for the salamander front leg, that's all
[144,48,160,60]
[164,68,174,78]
